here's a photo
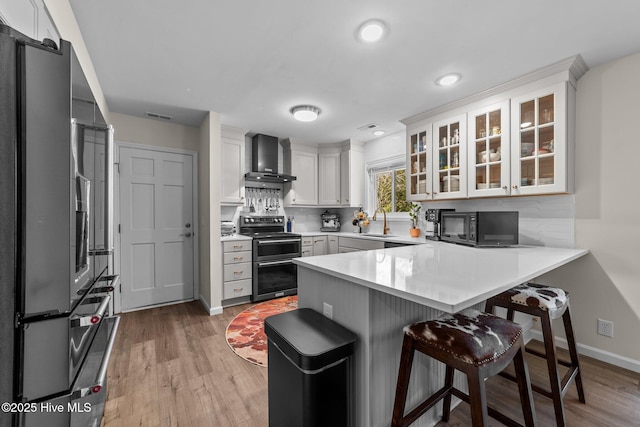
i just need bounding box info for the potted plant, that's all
[409,202,422,237]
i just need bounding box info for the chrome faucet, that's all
[372,207,390,235]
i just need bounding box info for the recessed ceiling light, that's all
[358,19,387,43]
[436,73,461,86]
[373,130,385,136]
[290,105,321,122]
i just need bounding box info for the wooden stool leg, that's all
[562,307,586,403]
[467,369,489,427]
[441,365,455,422]
[541,313,566,427]
[392,334,416,427]
[513,343,538,427]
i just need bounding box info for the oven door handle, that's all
[70,294,111,328]
[257,260,295,267]
[257,239,301,245]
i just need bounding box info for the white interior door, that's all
[119,146,195,311]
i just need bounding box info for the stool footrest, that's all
[499,364,580,399]
[400,385,453,427]
[525,347,572,368]
[450,388,527,427]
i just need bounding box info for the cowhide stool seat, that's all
[484,282,585,427]
[391,308,537,427]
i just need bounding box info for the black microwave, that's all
[439,211,519,247]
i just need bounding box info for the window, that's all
[373,166,410,213]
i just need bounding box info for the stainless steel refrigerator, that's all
[0,24,119,427]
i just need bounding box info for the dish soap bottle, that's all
[286,217,292,232]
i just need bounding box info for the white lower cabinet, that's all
[313,236,327,256]
[301,236,314,257]
[222,239,252,300]
[327,235,339,254]
[338,237,384,252]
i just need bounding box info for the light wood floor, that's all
[102,301,640,427]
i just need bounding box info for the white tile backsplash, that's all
[221,194,575,247]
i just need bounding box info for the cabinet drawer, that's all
[223,251,252,264]
[301,247,313,257]
[301,236,314,246]
[223,240,252,252]
[223,279,252,299]
[338,237,385,251]
[223,262,252,281]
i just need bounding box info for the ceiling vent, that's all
[145,112,172,121]
[357,123,379,131]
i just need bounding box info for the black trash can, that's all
[264,308,357,427]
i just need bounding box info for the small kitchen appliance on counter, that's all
[425,208,454,240]
[320,210,341,232]
[221,221,236,236]
[439,211,519,247]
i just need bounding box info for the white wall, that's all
[110,112,200,152]
[538,51,640,365]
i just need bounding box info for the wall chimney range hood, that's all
[244,134,296,183]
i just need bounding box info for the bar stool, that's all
[484,282,585,427]
[391,308,537,427]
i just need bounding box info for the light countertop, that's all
[298,231,425,245]
[294,241,589,313]
[220,234,252,242]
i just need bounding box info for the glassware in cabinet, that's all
[433,114,466,199]
[512,85,565,194]
[467,101,510,196]
[407,127,431,200]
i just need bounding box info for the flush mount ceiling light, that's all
[436,73,461,86]
[357,19,387,43]
[373,130,385,136]
[290,105,321,122]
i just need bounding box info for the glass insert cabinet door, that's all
[433,113,466,199]
[510,82,567,195]
[467,101,510,197]
[407,125,432,200]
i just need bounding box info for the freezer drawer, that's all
[20,316,120,427]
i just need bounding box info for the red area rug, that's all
[225,296,298,367]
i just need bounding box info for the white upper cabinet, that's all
[510,82,568,195]
[220,126,247,205]
[340,140,364,207]
[283,139,318,206]
[432,113,467,200]
[467,100,511,197]
[406,125,433,201]
[318,149,341,206]
[402,56,585,201]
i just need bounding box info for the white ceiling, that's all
[69,0,640,144]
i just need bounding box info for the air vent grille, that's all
[145,112,173,121]
[357,123,379,131]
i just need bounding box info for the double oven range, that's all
[239,216,301,302]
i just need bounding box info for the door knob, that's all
[181,232,192,237]
[185,223,191,228]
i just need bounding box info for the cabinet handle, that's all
[233,288,243,292]
[512,185,518,189]
[503,186,508,190]
[233,256,243,261]
[233,271,243,275]
[426,192,430,195]
[233,245,243,249]
[346,198,349,202]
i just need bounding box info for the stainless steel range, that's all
[239,216,301,302]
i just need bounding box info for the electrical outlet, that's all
[323,302,333,319]
[597,319,614,338]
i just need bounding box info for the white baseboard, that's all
[530,330,640,374]
[199,296,223,316]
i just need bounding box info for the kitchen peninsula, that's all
[294,242,588,427]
